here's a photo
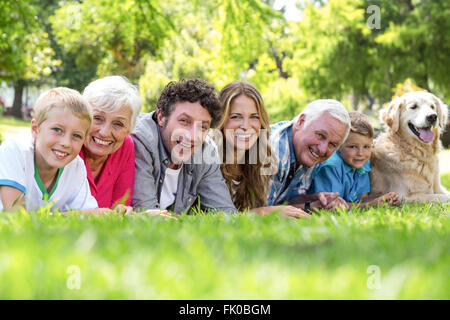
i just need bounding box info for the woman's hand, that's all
[252,205,310,219]
[113,204,134,215]
[144,209,177,219]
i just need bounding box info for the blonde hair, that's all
[349,112,374,138]
[218,81,273,209]
[33,87,93,133]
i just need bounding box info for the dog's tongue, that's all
[418,128,434,142]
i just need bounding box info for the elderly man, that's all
[267,99,351,211]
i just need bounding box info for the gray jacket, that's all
[131,111,237,214]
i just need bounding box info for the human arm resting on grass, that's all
[0,139,27,211]
[298,164,349,210]
[355,192,400,207]
[288,192,349,211]
[250,205,310,219]
[0,186,25,210]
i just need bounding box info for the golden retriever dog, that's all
[370,91,449,203]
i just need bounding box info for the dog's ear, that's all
[381,96,402,132]
[431,95,448,130]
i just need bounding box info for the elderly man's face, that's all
[292,112,348,167]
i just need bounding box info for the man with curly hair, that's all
[132,79,237,214]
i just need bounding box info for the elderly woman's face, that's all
[84,106,132,158]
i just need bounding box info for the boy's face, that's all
[157,101,211,168]
[339,132,373,170]
[32,107,90,171]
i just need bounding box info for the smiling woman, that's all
[80,76,141,209]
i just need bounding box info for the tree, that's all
[0,0,57,118]
[138,0,287,112]
[283,0,450,112]
[50,0,174,84]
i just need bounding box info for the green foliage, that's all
[2,0,449,121]
[50,0,174,82]
[0,1,58,82]
[262,78,309,123]
[138,0,285,112]
[283,0,450,110]
[0,202,449,299]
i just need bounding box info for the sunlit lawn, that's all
[0,174,448,299]
[0,119,449,299]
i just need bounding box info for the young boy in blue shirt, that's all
[309,112,400,207]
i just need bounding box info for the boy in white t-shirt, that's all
[0,87,130,214]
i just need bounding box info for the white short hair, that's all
[83,75,142,131]
[295,99,351,144]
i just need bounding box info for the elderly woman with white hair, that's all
[80,76,141,210]
[267,99,351,212]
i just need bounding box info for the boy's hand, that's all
[375,192,401,206]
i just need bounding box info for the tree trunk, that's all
[11,79,25,119]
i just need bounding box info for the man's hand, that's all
[311,192,349,211]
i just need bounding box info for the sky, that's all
[273,0,302,21]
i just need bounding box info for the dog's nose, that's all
[426,114,437,125]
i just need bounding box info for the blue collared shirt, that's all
[308,150,371,202]
[267,120,314,205]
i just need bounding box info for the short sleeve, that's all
[0,140,27,194]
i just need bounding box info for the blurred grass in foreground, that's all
[0,196,449,299]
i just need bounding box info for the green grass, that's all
[1,183,449,299]
[0,116,29,128]
[0,117,449,298]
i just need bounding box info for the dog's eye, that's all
[411,104,418,110]
[430,105,435,110]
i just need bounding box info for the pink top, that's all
[79,136,135,208]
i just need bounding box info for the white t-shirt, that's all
[0,139,98,211]
[159,166,182,210]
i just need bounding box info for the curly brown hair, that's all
[156,78,222,128]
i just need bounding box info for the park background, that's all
[0,0,449,299]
